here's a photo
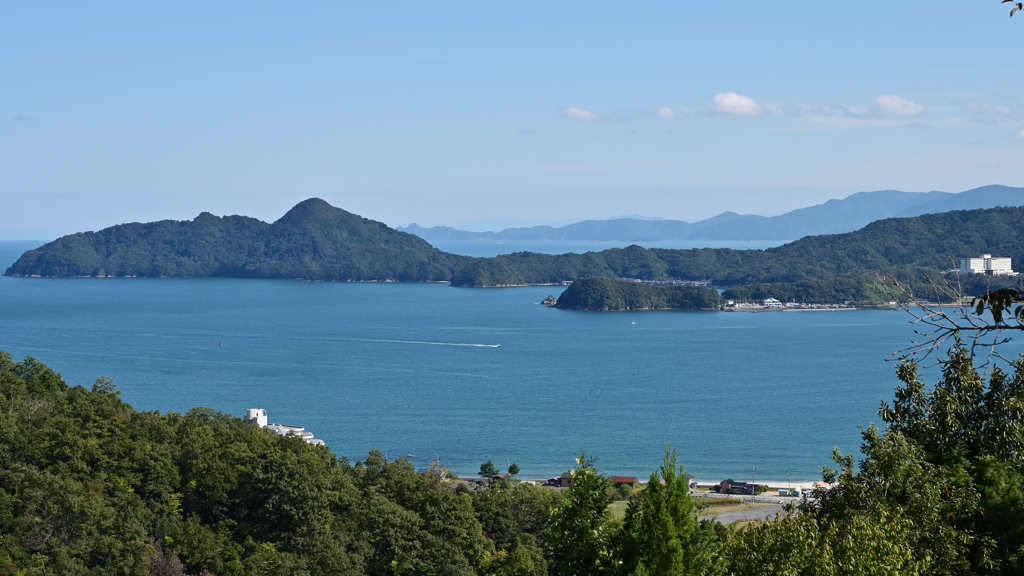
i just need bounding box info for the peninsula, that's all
[7,199,1024,304]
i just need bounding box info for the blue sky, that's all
[3,1,1024,238]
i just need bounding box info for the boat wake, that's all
[357,338,502,348]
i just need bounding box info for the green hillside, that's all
[0,352,561,575]
[5,199,467,282]
[7,201,1024,303]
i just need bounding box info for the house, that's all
[763,298,782,308]
[719,478,754,495]
[560,472,574,487]
[610,476,638,488]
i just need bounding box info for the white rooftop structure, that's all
[244,408,325,446]
[960,254,1016,276]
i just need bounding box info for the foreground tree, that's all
[809,342,1024,575]
[723,509,930,576]
[547,454,616,575]
[620,446,721,576]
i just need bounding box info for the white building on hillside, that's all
[960,254,1016,276]
[244,408,325,446]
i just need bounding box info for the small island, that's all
[554,277,724,311]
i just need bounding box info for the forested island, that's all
[3,343,1024,575]
[554,277,723,310]
[7,198,1024,304]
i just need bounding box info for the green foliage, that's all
[0,352,557,576]
[547,454,616,575]
[474,482,560,576]
[479,461,500,478]
[556,277,724,310]
[723,509,931,576]
[806,343,1024,575]
[620,446,721,576]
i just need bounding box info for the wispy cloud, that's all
[562,106,601,122]
[959,100,1024,124]
[13,114,33,121]
[652,93,929,129]
[764,103,866,117]
[871,95,926,117]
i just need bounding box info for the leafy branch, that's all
[882,264,1024,371]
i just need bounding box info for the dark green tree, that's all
[479,461,500,479]
[547,454,615,576]
[620,446,721,576]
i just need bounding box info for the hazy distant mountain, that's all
[399,185,1024,242]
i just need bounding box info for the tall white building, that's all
[244,408,325,446]
[960,254,1016,276]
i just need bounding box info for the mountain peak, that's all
[273,198,351,226]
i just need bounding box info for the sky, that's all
[3,1,1024,238]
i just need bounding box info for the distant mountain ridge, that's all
[399,185,1024,242]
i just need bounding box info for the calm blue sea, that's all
[0,240,992,482]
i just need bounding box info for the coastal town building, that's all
[960,254,1016,276]
[611,476,639,488]
[244,408,325,446]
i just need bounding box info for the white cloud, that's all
[563,106,600,122]
[655,107,675,118]
[871,95,926,117]
[705,92,764,117]
[1017,129,1024,139]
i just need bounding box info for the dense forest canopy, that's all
[7,200,1024,303]
[4,199,467,282]
[554,277,723,310]
[0,351,563,576]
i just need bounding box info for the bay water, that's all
[0,240,980,482]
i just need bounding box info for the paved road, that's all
[699,504,789,525]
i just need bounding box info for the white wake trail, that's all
[355,338,501,348]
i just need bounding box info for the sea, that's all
[0,239,999,483]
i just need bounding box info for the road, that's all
[699,504,789,525]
